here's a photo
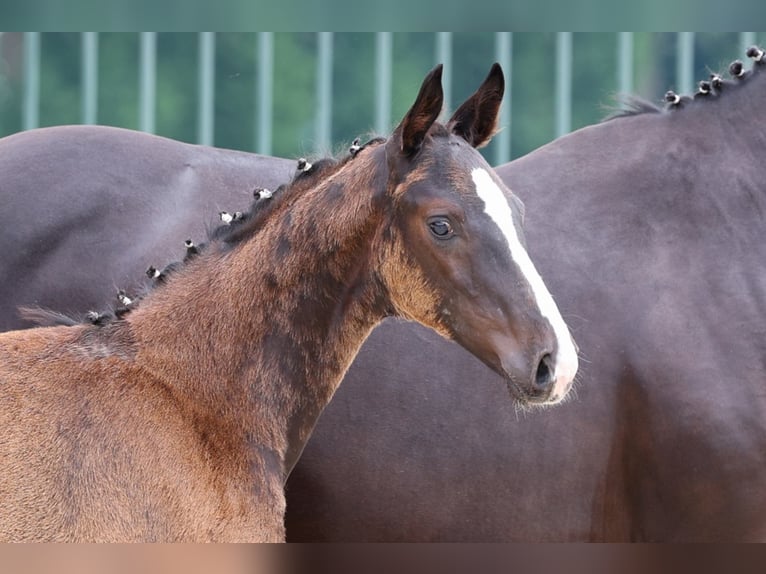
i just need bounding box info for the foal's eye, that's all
[428,217,454,239]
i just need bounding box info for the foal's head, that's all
[375,64,578,405]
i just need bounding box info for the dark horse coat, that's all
[285,53,766,542]
[2,49,766,541]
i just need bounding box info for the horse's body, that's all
[0,65,576,542]
[1,49,765,541]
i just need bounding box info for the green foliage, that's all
[155,33,199,143]
[271,33,321,157]
[98,33,139,129]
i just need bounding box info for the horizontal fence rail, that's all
[2,32,763,164]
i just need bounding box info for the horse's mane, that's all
[211,157,345,248]
[208,136,386,249]
[604,44,765,122]
[601,95,662,121]
[21,135,387,329]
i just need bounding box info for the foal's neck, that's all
[126,151,390,476]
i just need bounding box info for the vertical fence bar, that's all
[23,32,40,131]
[316,32,333,152]
[374,32,392,135]
[256,32,274,155]
[555,32,572,138]
[676,32,694,95]
[198,32,215,146]
[81,32,98,125]
[139,32,156,134]
[617,32,634,97]
[740,32,757,57]
[435,32,452,113]
[494,32,512,165]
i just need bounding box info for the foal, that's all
[0,64,577,541]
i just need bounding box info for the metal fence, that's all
[3,32,764,165]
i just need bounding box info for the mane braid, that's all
[603,44,766,122]
[214,137,386,249]
[215,158,344,249]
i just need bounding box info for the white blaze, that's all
[471,168,579,397]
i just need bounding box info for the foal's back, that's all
[0,324,283,542]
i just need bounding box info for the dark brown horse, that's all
[0,64,576,542]
[3,46,764,542]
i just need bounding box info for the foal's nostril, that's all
[534,353,555,390]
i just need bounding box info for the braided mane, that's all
[24,136,386,328]
[605,44,764,121]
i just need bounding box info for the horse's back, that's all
[0,125,294,331]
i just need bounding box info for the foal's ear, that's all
[448,63,504,149]
[394,64,444,157]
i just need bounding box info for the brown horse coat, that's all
[0,64,576,542]
[0,323,288,541]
